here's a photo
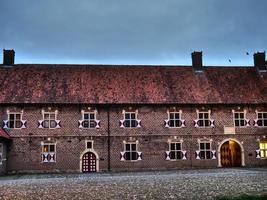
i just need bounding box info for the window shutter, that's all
[194,120,199,128]
[211,150,216,159]
[256,149,261,159]
[38,120,44,128]
[181,119,186,127]
[182,150,187,160]
[95,120,100,128]
[78,120,83,128]
[210,119,215,127]
[55,120,61,128]
[3,120,8,129]
[164,120,170,128]
[137,151,142,160]
[136,120,141,128]
[21,120,27,128]
[165,151,171,160]
[120,151,125,161]
[195,150,200,159]
[253,119,258,127]
[245,119,250,127]
[119,120,125,128]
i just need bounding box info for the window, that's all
[120,110,141,128]
[256,112,267,127]
[43,112,57,128]
[234,111,246,127]
[199,142,212,159]
[0,143,3,165]
[260,142,267,159]
[42,143,56,163]
[120,141,142,161]
[86,141,93,149]
[8,113,22,128]
[125,143,137,161]
[169,142,182,160]
[198,112,210,127]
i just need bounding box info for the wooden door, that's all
[82,152,97,173]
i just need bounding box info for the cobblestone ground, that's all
[0,168,266,200]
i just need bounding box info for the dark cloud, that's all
[0,0,266,65]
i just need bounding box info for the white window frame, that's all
[165,110,185,128]
[255,111,267,127]
[169,142,182,160]
[85,140,94,150]
[233,110,249,127]
[199,141,212,160]
[120,110,141,128]
[41,142,56,163]
[8,112,22,129]
[120,140,142,162]
[42,111,58,129]
[79,110,100,129]
[195,110,214,128]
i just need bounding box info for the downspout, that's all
[107,106,111,171]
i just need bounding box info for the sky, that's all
[0,0,266,66]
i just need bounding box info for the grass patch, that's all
[215,194,267,200]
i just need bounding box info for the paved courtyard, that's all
[0,168,266,200]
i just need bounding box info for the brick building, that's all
[0,50,266,174]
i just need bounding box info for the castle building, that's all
[0,50,266,174]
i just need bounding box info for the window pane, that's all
[170,143,175,150]
[44,114,49,120]
[200,143,205,150]
[176,143,181,150]
[50,114,55,120]
[15,121,21,128]
[174,113,180,119]
[130,113,135,119]
[199,120,204,127]
[260,143,265,149]
[131,120,137,127]
[9,121,14,128]
[234,113,239,118]
[169,120,175,127]
[131,152,137,160]
[204,120,210,127]
[49,145,55,152]
[175,120,182,127]
[206,151,211,159]
[89,120,96,128]
[43,120,49,128]
[177,151,182,159]
[258,120,263,126]
[235,120,239,126]
[50,120,56,128]
[170,113,174,119]
[87,142,92,149]
[84,114,89,120]
[170,151,175,159]
[43,145,49,152]
[263,113,267,118]
[258,113,263,118]
[9,114,15,120]
[16,114,21,119]
[131,144,136,151]
[205,143,210,150]
[240,120,245,126]
[125,152,130,160]
[83,120,89,128]
[240,113,244,118]
[199,113,204,118]
[90,113,95,119]
[204,113,209,119]
[199,151,205,159]
[125,113,130,119]
[125,144,130,151]
[263,120,267,126]
[124,120,130,127]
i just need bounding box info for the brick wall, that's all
[1,104,266,173]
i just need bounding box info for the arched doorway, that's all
[218,139,244,167]
[80,150,99,173]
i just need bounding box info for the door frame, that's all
[217,138,245,167]
[80,149,99,172]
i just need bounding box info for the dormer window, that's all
[3,111,26,129]
[194,110,214,128]
[120,110,141,128]
[79,110,100,129]
[38,110,61,129]
[164,110,185,128]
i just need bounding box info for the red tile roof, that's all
[0,64,266,104]
[0,129,11,140]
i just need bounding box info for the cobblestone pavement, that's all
[0,168,266,200]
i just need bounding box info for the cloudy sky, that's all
[0,0,266,66]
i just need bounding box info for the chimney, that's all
[191,51,203,71]
[253,51,266,72]
[3,49,15,65]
